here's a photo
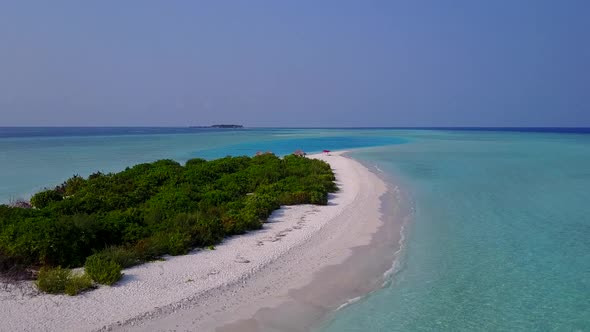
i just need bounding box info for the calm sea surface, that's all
[1,127,588,331]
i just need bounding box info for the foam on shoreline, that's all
[0,152,399,332]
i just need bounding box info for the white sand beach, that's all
[0,152,394,332]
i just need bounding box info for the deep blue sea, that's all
[1,127,588,331]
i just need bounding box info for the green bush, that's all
[58,175,86,196]
[165,232,192,256]
[185,158,207,167]
[191,217,225,245]
[30,189,63,208]
[279,191,310,205]
[36,266,71,294]
[247,194,280,219]
[95,246,138,268]
[64,273,93,296]
[140,231,192,257]
[84,255,122,285]
[36,266,93,295]
[132,237,168,261]
[310,191,328,205]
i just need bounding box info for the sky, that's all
[0,0,589,127]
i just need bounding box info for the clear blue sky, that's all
[1,1,588,127]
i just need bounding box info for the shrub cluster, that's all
[84,255,122,285]
[36,266,93,296]
[0,154,337,293]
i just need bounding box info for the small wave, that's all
[381,186,415,287]
[336,296,363,311]
[332,192,414,315]
[271,134,307,137]
[382,218,410,286]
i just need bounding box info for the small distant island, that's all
[190,124,244,129]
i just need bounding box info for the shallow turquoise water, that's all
[322,131,590,331]
[1,128,588,331]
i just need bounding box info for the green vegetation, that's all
[0,154,337,293]
[64,272,93,296]
[36,266,93,295]
[84,255,122,285]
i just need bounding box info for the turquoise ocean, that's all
[1,127,588,331]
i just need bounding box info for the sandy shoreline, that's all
[0,152,400,332]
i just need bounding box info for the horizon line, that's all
[1,126,590,129]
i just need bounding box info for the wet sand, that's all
[216,188,402,332]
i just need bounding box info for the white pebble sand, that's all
[0,152,390,332]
